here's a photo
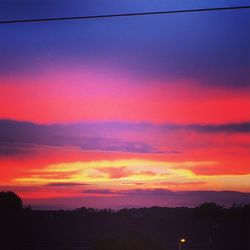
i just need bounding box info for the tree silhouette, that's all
[0,191,23,210]
[195,202,223,219]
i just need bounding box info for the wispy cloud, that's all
[0,120,165,155]
[45,182,89,187]
[1,119,249,157]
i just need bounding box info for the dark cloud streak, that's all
[82,188,250,206]
[0,119,249,156]
[45,182,89,187]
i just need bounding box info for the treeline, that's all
[0,191,249,250]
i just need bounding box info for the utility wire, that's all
[0,5,249,24]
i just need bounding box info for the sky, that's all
[0,0,250,209]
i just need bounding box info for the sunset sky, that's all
[0,0,250,209]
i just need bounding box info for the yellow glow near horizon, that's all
[13,159,250,193]
[15,159,215,185]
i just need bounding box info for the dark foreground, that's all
[0,203,249,250]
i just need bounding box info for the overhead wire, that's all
[0,5,249,24]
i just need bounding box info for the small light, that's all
[180,238,186,243]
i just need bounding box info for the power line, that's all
[0,5,249,24]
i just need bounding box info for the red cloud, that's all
[191,163,250,176]
[97,167,133,179]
